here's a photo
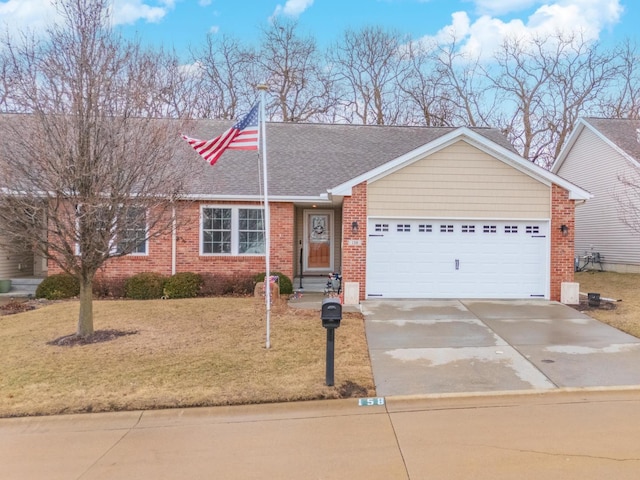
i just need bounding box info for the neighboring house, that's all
[25,121,589,302]
[552,117,640,273]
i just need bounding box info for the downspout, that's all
[171,205,177,275]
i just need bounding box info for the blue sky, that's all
[0,0,637,59]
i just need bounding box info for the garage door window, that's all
[483,225,497,233]
[440,224,454,233]
[526,225,540,234]
[418,224,432,232]
[505,225,518,233]
[397,224,411,232]
[461,225,476,233]
[374,223,389,232]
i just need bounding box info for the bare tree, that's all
[433,38,498,129]
[0,0,192,337]
[258,18,338,122]
[330,26,409,125]
[399,38,461,126]
[189,34,258,119]
[598,39,640,120]
[129,48,203,118]
[489,33,617,167]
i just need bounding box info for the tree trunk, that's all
[77,274,94,337]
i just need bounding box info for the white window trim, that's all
[200,204,265,256]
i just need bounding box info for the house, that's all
[552,117,640,273]
[8,121,590,302]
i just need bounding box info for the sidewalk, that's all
[3,388,640,479]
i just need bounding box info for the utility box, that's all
[561,282,580,305]
[321,298,342,329]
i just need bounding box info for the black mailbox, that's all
[321,298,342,328]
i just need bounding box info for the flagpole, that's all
[258,84,271,349]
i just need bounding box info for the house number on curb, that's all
[358,397,385,406]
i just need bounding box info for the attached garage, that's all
[366,219,548,298]
[335,127,592,302]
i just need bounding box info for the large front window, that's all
[201,206,264,255]
[75,205,148,256]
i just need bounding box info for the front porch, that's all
[293,205,343,280]
[0,276,43,299]
[292,275,332,293]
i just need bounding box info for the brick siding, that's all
[48,201,294,281]
[550,184,575,302]
[341,182,367,301]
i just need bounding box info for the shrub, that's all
[92,276,127,299]
[199,273,255,297]
[253,271,293,295]
[163,272,203,299]
[35,273,80,300]
[124,272,166,300]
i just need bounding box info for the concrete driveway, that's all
[362,300,640,396]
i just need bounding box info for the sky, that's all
[0,0,637,60]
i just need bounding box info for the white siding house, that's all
[552,117,640,273]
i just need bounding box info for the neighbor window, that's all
[201,206,265,255]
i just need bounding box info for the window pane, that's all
[239,231,265,254]
[238,209,265,254]
[117,207,147,254]
[202,208,232,254]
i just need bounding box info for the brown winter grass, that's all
[575,271,640,338]
[0,297,374,418]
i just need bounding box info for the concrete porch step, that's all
[0,277,44,298]
[293,276,330,293]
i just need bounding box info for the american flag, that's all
[182,103,260,166]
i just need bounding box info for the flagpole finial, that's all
[257,84,269,91]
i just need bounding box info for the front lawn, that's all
[0,297,374,417]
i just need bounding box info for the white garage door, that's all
[366,219,548,299]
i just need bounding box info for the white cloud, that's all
[0,0,57,33]
[422,0,623,59]
[111,0,172,25]
[0,0,174,37]
[470,0,541,16]
[209,25,219,34]
[271,0,314,19]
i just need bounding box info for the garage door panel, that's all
[367,219,548,299]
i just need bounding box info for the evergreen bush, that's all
[35,273,80,300]
[124,272,166,299]
[163,272,203,299]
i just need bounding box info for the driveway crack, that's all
[472,443,640,463]
[75,411,144,480]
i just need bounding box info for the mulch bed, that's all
[572,298,617,312]
[0,300,37,316]
[47,330,139,347]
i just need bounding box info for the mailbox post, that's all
[321,298,342,386]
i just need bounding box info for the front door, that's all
[304,210,333,272]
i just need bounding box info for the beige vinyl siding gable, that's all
[556,127,640,266]
[368,140,550,219]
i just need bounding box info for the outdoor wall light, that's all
[351,221,359,234]
[560,224,569,237]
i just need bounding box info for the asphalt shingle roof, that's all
[583,117,640,163]
[180,121,516,199]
